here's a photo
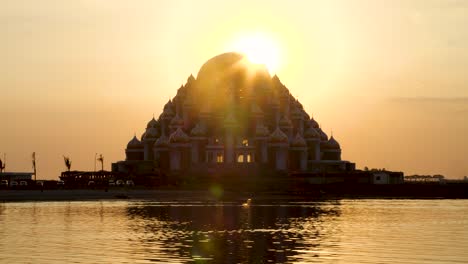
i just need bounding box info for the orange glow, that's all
[227,32,282,75]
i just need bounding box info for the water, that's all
[0,199,467,263]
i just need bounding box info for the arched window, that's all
[242,139,249,147]
[237,154,244,163]
[246,154,252,163]
[216,153,224,163]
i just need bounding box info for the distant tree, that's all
[364,166,369,171]
[63,156,72,172]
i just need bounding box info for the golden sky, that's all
[1,0,467,179]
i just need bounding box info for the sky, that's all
[1,0,467,179]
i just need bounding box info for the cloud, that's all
[389,96,468,104]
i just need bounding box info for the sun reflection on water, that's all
[0,200,467,263]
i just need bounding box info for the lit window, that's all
[246,154,252,163]
[216,154,224,163]
[242,139,249,147]
[215,138,220,144]
[237,154,244,163]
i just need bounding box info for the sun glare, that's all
[228,33,281,74]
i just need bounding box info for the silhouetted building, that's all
[113,53,355,178]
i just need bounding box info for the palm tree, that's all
[0,153,5,173]
[63,156,72,172]
[32,152,37,182]
[97,154,104,171]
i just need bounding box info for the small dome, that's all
[163,100,174,111]
[144,127,159,139]
[160,106,175,120]
[295,99,304,110]
[304,127,320,139]
[127,135,143,149]
[177,84,186,93]
[327,136,341,150]
[291,107,303,119]
[279,115,292,127]
[309,118,319,129]
[190,123,207,137]
[170,114,184,127]
[154,134,169,148]
[146,117,158,128]
[317,128,328,141]
[272,75,283,87]
[186,74,195,84]
[169,128,190,144]
[291,133,307,147]
[268,127,289,144]
[255,123,270,137]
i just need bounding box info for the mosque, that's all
[113,53,355,180]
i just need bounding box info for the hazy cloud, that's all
[389,96,468,104]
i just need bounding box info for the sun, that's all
[228,33,281,74]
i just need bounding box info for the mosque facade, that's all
[113,53,355,178]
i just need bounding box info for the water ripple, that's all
[0,200,467,263]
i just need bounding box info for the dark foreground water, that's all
[0,199,467,263]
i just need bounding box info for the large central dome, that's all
[195,53,272,103]
[197,52,270,80]
[197,52,246,80]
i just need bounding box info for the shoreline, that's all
[1,185,467,202]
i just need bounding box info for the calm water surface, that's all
[0,199,467,263]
